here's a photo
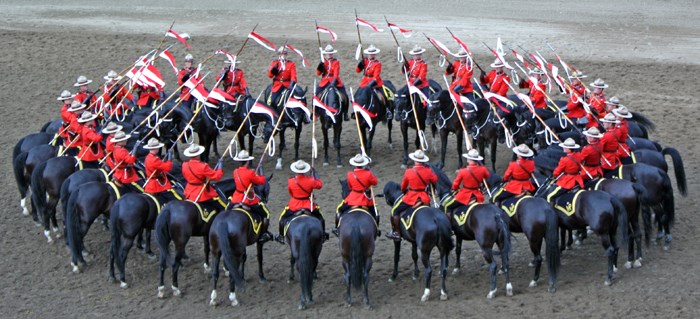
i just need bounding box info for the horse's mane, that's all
[339,179,349,198]
[382,181,402,206]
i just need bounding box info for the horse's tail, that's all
[662,147,687,196]
[12,137,24,163]
[630,111,656,132]
[632,183,652,247]
[30,162,48,221]
[637,124,649,139]
[544,206,560,280]
[13,151,29,198]
[435,211,455,253]
[65,187,83,263]
[661,173,675,228]
[494,212,511,257]
[349,224,365,290]
[218,221,245,291]
[651,140,663,152]
[155,206,173,267]
[297,225,315,299]
[611,196,629,249]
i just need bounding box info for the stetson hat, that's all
[590,78,609,89]
[612,106,633,119]
[110,131,131,143]
[409,45,426,55]
[605,96,621,105]
[490,58,504,68]
[462,149,484,161]
[408,149,430,163]
[568,70,587,79]
[103,70,122,81]
[233,150,254,161]
[363,45,380,55]
[455,48,469,58]
[183,144,205,157]
[184,54,194,61]
[512,144,534,157]
[583,127,603,138]
[349,153,371,167]
[57,90,75,101]
[77,111,97,123]
[143,138,164,150]
[290,160,311,174]
[560,138,580,149]
[601,113,620,124]
[67,100,86,112]
[322,44,337,54]
[101,122,123,134]
[73,75,92,87]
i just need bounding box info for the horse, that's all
[464,99,500,170]
[431,166,514,298]
[206,177,272,307]
[315,85,346,167]
[382,181,454,302]
[264,84,308,170]
[155,179,240,299]
[337,179,377,308]
[426,90,468,169]
[13,143,61,218]
[394,80,441,167]
[283,214,324,310]
[220,95,278,156]
[352,81,396,157]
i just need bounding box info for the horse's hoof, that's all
[34,221,42,227]
[528,262,535,268]
[613,265,618,273]
[486,289,497,299]
[548,286,557,293]
[298,303,307,310]
[420,288,430,302]
[506,283,513,296]
[203,263,211,274]
[604,279,612,286]
[388,144,394,150]
[365,303,373,310]
[624,261,632,269]
[345,301,352,308]
[323,162,329,167]
[224,270,230,277]
[388,277,394,283]
[147,252,156,260]
[498,269,504,275]
[229,292,239,307]
[259,277,267,284]
[452,268,460,275]
[440,290,448,301]
[71,262,80,274]
[412,276,418,282]
[634,259,642,268]
[82,250,90,257]
[336,164,343,168]
[529,280,538,288]
[400,164,407,169]
[157,286,166,299]
[172,286,181,297]
[120,281,128,289]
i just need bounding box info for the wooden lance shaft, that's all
[349,87,379,217]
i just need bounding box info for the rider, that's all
[479,58,511,110]
[564,70,588,126]
[600,113,621,177]
[101,122,123,171]
[332,154,378,237]
[443,149,490,222]
[73,75,97,110]
[267,46,297,107]
[177,54,200,109]
[62,100,86,153]
[586,78,608,123]
[492,144,535,205]
[229,150,273,243]
[580,127,605,186]
[58,90,75,145]
[217,59,249,99]
[101,70,133,116]
[612,106,633,164]
[519,67,547,109]
[182,144,227,215]
[76,111,104,167]
[386,150,437,241]
[544,138,584,202]
[357,45,384,91]
[316,44,349,121]
[277,160,328,243]
[143,138,182,203]
[402,45,430,100]
[446,48,475,101]
[110,131,142,193]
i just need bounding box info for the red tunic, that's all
[144,153,173,194]
[230,166,266,206]
[134,84,160,107]
[104,139,117,170]
[112,145,140,184]
[77,125,104,162]
[286,174,322,212]
[268,60,297,92]
[400,164,438,206]
[600,132,620,170]
[447,60,474,94]
[101,83,133,115]
[317,58,344,87]
[580,143,604,179]
[60,104,77,140]
[183,159,223,202]
[452,164,489,204]
[612,122,630,158]
[565,84,586,119]
[74,91,97,107]
[553,153,584,189]
[402,59,429,89]
[344,168,378,207]
[357,58,383,88]
[588,93,607,114]
[177,68,200,101]
[503,159,535,194]
[526,81,547,109]
[481,70,511,100]
[64,119,83,148]
[217,68,248,96]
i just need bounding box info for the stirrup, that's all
[331,228,339,237]
[275,234,285,245]
[385,231,401,241]
[258,232,273,243]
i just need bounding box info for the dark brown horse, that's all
[284,214,324,310]
[315,85,345,167]
[352,82,396,157]
[393,80,441,167]
[426,90,468,169]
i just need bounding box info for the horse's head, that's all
[464,98,490,126]
[426,90,452,120]
[339,179,350,198]
[292,86,307,104]
[383,181,403,206]
[429,163,453,199]
[254,173,273,203]
[509,105,537,146]
[393,85,411,122]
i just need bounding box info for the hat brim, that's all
[322,50,338,54]
[290,164,311,174]
[349,158,370,167]
[463,154,484,161]
[513,149,534,157]
[101,125,123,134]
[569,74,587,79]
[408,154,430,162]
[223,60,241,64]
[409,49,426,55]
[583,132,603,139]
[490,62,504,68]
[57,95,75,101]
[78,114,97,123]
[103,76,123,81]
[184,146,205,157]
[363,49,380,54]
[561,144,580,149]
[590,83,609,89]
[73,80,93,87]
[143,143,165,150]
[68,104,86,112]
[612,109,633,119]
[110,135,131,143]
[233,156,254,162]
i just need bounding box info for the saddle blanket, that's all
[500,195,532,217]
[553,190,585,216]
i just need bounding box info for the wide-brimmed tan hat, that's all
[233,150,254,161]
[101,122,123,134]
[601,113,620,124]
[73,75,92,87]
[290,160,311,174]
[110,131,131,143]
[57,90,75,101]
[408,149,429,163]
[322,44,337,54]
[462,149,484,161]
[363,45,380,55]
[612,106,633,119]
[568,70,587,79]
[590,78,609,89]
[490,58,504,68]
[77,111,97,123]
[67,100,86,112]
[184,54,194,61]
[349,153,371,167]
[560,138,580,149]
[277,46,288,55]
[455,48,469,58]
[184,144,205,157]
[605,96,621,105]
[103,70,122,81]
[143,138,164,149]
[513,144,534,157]
[583,127,603,139]
[409,45,425,55]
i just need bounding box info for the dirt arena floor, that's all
[1,1,699,317]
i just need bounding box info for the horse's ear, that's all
[266,173,273,181]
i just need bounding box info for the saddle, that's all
[584,178,606,191]
[552,190,585,216]
[282,213,314,237]
[142,193,162,214]
[400,205,429,230]
[452,202,482,226]
[500,195,532,217]
[188,200,218,223]
[231,207,262,235]
[338,208,378,229]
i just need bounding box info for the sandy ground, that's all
[1,1,699,317]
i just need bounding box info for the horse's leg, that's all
[334,123,342,168]
[257,242,266,282]
[144,229,154,257]
[411,243,420,280]
[489,137,498,171]
[247,132,255,154]
[241,252,247,279]
[293,126,303,161]
[456,130,464,169]
[209,248,221,306]
[288,251,296,283]
[368,126,377,153]
[453,238,462,274]
[484,248,498,299]
[363,256,372,308]
[171,237,189,297]
[401,123,409,168]
[439,129,448,170]
[439,242,449,301]
[158,239,169,298]
[49,196,60,236]
[276,128,286,170]
[117,235,134,288]
[203,235,211,273]
[528,236,544,288]
[389,240,400,282]
[602,233,615,286]
[322,127,330,166]
[498,237,513,297]
[343,258,352,306]
[386,118,393,148]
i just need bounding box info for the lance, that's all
[403,71,429,151]
[314,20,324,63]
[441,74,473,150]
[349,86,379,217]
[423,32,450,67]
[384,15,407,63]
[309,83,318,211]
[354,9,363,61]
[167,100,207,153]
[220,90,265,161]
[445,27,484,73]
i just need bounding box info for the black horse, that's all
[352,82,396,157]
[284,214,324,310]
[220,95,278,156]
[315,85,346,167]
[394,80,441,167]
[431,166,514,298]
[13,143,61,219]
[383,181,454,302]
[263,84,309,170]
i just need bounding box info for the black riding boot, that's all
[258,218,272,243]
[332,213,340,237]
[386,215,402,241]
[276,220,286,244]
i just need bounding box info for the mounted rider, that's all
[333,154,378,237]
[402,46,430,100]
[543,138,584,202]
[217,58,249,99]
[62,100,87,154]
[73,75,97,110]
[76,111,104,167]
[580,127,605,186]
[564,70,588,126]
[229,150,273,243]
[584,78,608,128]
[143,138,182,203]
[101,70,133,116]
[267,46,298,107]
[277,160,328,243]
[445,48,475,101]
[519,67,547,109]
[316,44,349,121]
[177,54,200,109]
[58,90,76,145]
[443,149,490,222]
[600,113,622,176]
[612,106,633,164]
[110,131,142,193]
[386,150,438,241]
[479,58,511,111]
[492,144,535,205]
[182,144,227,215]
[101,122,123,171]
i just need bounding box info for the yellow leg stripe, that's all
[279,206,290,221]
[546,186,562,202]
[259,202,271,219]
